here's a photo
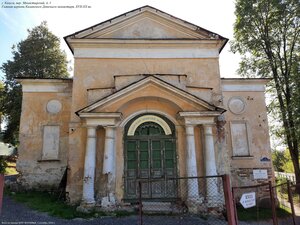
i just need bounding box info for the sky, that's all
[0,0,241,80]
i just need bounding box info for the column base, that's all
[186,196,204,214]
[101,193,116,209]
[77,201,96,213]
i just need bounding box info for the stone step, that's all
[142,202,174,213]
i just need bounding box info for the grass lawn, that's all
[237,205,291,221]
[5,190,135,219]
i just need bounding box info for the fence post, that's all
[138,181,143,225]
[0,174,4,215]
[222,175,237,225]
[287,181,296,225]
[269,181,278,225]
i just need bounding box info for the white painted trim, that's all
[85,118,119,127]
[127,115,172,136]
[179,111,222,117]
[178,111,222,125]
[222,84,266,92]
[74,47,219,59]
[79,112,122,118]
[119,110,177,127]
[79,112,122,127]
[18,79,72,93]
[69,38,222,45]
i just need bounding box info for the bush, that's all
[0,156,8,174]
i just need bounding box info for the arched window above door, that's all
[134,122,165,136]
[126,114,175,137]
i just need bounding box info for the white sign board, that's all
[253,169,268,179]
[240,192,256,209]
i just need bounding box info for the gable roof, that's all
[76,75,225,115]
[64,5,228,54]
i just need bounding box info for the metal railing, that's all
[137,175,230,225]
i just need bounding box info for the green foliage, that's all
[0,156,8,174]
[272,150,286,172]
[0,81,3,133]
[0,21,69,145]
[8,191,95,219]
[272,149,295,173]
[232,0,300,184]
[6,190,136,219]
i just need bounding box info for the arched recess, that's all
[123,113,178,201]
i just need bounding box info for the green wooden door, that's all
[124,119,177,201]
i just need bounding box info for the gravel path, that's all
[0,196,224,225]
[1,195,299,225]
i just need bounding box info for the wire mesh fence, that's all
[137,176,228,225]
[274,181,298,225]
[232,181,298,225]
[232,182,276,224]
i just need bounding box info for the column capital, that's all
[87,126,97,138]
[185,125,195,136]
[203,124,214,136]
[104,126,115,139]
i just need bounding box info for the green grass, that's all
[237,205,291,221]
[7,191,96,219]
[5,190,135,219]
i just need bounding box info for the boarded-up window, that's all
[230,121,250,156]
[42,125,60,160]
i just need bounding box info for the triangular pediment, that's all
[77,76,224,115]
[65,6,227,44]
[81,11,208,39]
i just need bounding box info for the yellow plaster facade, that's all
[17,6,273,207]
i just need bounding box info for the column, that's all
[102,126,116,207]
[82,126,97,204]
[185,125,199,199]
[203,124,219,201]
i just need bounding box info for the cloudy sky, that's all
[0,0,241,80]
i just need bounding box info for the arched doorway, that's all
[124,114,178,201]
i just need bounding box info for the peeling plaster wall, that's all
[70,58,221,122]
[17,81,72,190]
[222,87,273,187]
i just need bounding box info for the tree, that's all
[231,0,300,188]
[0,81,4,133]
[0,21,69,145]
[272,150,286,172]
[272,149,295,173]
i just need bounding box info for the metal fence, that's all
[232,182,276,224]
[232,181,298,225]
[274,181,298,225]
[137,176,229,225]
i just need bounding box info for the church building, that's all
[17,6,273,208]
